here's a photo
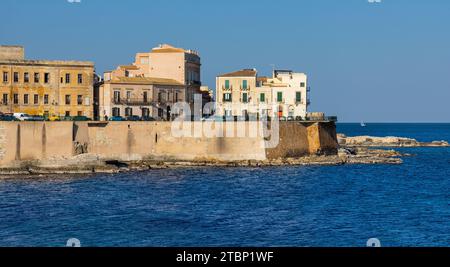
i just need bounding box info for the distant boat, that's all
[361,122,367,127]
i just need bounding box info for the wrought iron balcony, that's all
[112,98,152,106]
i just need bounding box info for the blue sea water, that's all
[0,123,449,247]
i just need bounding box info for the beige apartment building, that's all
[216,69,308,119]
[0,45,94,118]
[96,76,185,120]
[96,44,202,120]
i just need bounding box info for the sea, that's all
[0,123,449,247]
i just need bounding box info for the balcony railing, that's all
[112,98,172,107]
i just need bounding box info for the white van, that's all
[13,113,33,121]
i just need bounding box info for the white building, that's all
[216,69,309,119]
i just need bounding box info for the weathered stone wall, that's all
[81,121,267,161]
[0,122,73,166]
[0,121,338,167]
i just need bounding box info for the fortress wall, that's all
[0,121,338,167]
[0,122,74,166]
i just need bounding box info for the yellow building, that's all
[0,45,94,118]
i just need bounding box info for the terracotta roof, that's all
[108,76,184,86]
[119,65,139,70]
[218,69,257,77]
[257,76,268,83]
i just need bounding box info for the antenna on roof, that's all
[269,64,275,77]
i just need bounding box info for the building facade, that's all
[96,44,203,120]
[96,77,185,121]
[216,69,308,119]
[0,46,94,118]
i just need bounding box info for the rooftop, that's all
[151,44,199,56]
[218,69,258,77]
[0,59,94,67]
[107,76,184,86]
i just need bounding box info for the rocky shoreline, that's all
[0,149,404,177]
[338,134,449,147]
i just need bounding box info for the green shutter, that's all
[225,80,230,89]
[260,93,265,102]
[242,93,248,103]
[243,80,248,90]
[296,92,301,102]
[277,92,283,102]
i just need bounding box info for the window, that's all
[13,94,18,104]
[225,80,230,89]
[260,93,265,103]
[65,73,71,84]
[125,107,133,117]
[65,111,70,117]
[143,91,148,103]
[34,94,39,105]
[77,74,83,84]
[44,94,49,105]
[13,72,19,83]
[296,92,302,103]
[2,94,8,105]
[2,72,8,83]
[65,95,71,105]
[242,80,248,90]
[175,92,179,102]
[24,94,29,105]
[140,57,149,64]
[77,95,83,105]
[142,108,150,117]
[242,93,248,103]
[77,111,83,116]
[113,91,121,103]
[223,93,232,102]
[112,107,120,117]
[34,73,40,83]
[277,92,283,102]
[24,72,29,83]
[300,82,306,88]
[126,91,131,99]
[44,73,50,83]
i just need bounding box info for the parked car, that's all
[26,115,46,121]
[72,116,92,121]
[47,115,61,121]
[126,115,141,121]
[13,113,33,121]
[61,116,73,121]
[109,116,125,121]
[0,114,19,121]
[142,116,156,121]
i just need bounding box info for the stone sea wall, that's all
[0,121,338,168]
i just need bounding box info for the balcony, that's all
[222,85,233,91]
[112,98,152,106]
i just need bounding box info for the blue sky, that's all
[1,0,450,122]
